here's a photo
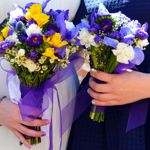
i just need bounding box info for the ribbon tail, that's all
[54,87,63,150]
[126,99,149,132]
[49,88,54,150]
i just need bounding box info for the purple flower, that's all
[56,12,67,39]
[27,19,36,26]
[94,36,102,43]
[55,46,66,59]
[0,40,15,52]
[0,19,7,27]
[98,18,113,33]
[25,2,37,9]
[109,31,122,40]
[142,23,149,32]
[8,28,14,36]
[120,27,134,37]
[136,29,148,40]
[121,35,135,45]
[18,34,27,42]
[44,30,55,36]
[26,34,43,48]
[30,50,39,61]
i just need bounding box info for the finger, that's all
[90,69,113,82]
[17,124,46,137]
[22,119,49,127]
[89,78,110,93]
[92,99,118,106]
[13,130,32,149]
[87,88,114,101]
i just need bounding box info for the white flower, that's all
[78,28,98,48]
[23,59,37,72]
[10,8,24,20]
[136,39,149,49]
[26,24,42,36]
[6,33,19,43]
[65,21,75,31]
[18,49,25,57]
[112,43,135,64]
[79,49,90,63]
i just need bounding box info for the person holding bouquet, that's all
[0,0,81,150]
[67,0,150,150]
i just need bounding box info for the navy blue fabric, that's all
[67,0,150,150]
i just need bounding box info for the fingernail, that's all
[45,120,49,124]
[42,132,46,136]
[87,88,90,94]
[91,68,96,72]
[92,100,95,105]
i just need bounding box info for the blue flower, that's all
[26,34,43,47]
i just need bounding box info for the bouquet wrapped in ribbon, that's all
[77,3,149,122]
[0,1,82,146]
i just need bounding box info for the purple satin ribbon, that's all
[95,63,149,132]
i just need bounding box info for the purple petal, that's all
[130,47,145,65]
[55,46,66,59]
[94,36,102,43]
[114,62,135,73]
[56,12,67,40]
[103,36,118,48]
[44,30,55,36]
[136,29,149,40]
[120,27,134,36]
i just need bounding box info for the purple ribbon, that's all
[95,63,149,132]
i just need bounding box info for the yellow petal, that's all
[1,26,10,38]
[27,4,42,14]
[48,33,68,48]
[32,13,50,27]
[42,48,58,59]
[0,35,4,42]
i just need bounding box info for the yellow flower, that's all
[25,4,49,27]
[45,33,68,48]
[42,48,58,60]
[0,35,4,42]
[1,26,10,38]
[32,13,50,27]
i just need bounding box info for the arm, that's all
[88,69,150,106]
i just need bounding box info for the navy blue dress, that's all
[67,0,150,150]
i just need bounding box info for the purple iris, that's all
[44,30,55,36]
[25,2,38,9]
[0,40,15,53]
[121,35,135,45]
[55,46,66,59]
[136,29,148,40]
[108,31,122,40]
[27,19,36,26]
[98,18,113,33]
[94,36,102,43]
[26,34,43,48]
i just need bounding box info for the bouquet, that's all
[0,1,80,145]
[77,3,149,122]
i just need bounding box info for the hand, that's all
[0,98,49,149]
[88,69,150,106]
